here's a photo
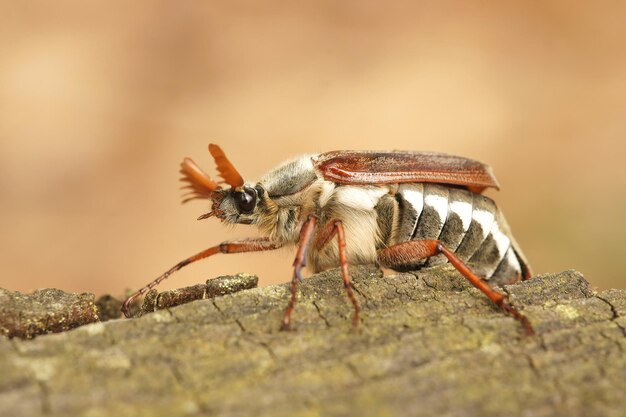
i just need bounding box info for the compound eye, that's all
[234,187,257,213]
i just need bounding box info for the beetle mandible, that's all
[122,144,534,335]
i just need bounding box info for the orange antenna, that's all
[179,157,220,203]
[208,144,244,188]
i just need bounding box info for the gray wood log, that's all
[0,289,100,339]
[1,265,625,417]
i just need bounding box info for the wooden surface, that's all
[1,265,625,417]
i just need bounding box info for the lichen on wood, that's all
[0,265,625,417]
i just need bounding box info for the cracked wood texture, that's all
[1,265,625,417]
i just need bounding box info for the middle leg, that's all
[314,219,360,326]
[281,214,317,330]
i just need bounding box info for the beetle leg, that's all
[377,240,534,336]
[121,238,282,318]
[281,214,317,331]
[312,220,360,327]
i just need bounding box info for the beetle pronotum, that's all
[122,144,533,335]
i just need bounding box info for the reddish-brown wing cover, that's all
[314,151,500,193]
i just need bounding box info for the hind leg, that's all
[378,240,534,336]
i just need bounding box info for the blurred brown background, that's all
[1,1,624,296]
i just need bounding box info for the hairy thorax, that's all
[309,182,390,272]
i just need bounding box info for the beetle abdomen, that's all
[376,184,525,285]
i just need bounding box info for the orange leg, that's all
[313,220,360,326]
[121,238,281,317]
[378,240,534,336]
[281,215,317,330]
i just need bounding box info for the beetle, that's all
[122,144,534,335]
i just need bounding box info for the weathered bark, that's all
[0,265,625,417]
[0,274,260,338]
[0,289,99,339]
[138,273,259,317]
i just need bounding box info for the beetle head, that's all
[180,144,265,225]
[208,184,268,224]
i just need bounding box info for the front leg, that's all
[378,240,534,336]
[122,238,282,317]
